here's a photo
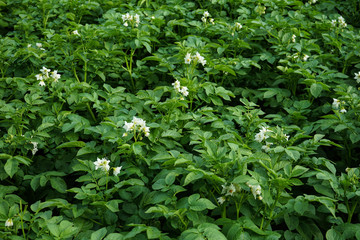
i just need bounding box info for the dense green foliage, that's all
[1,0,360,239]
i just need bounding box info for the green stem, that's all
[20,200,26,239]
[84,60,88,83]
[347,199,358,223]
[86,103,97,123]
[263,188,282,229]
[73,66,81,83]
[222,204,227,218]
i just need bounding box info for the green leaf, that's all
[326,229,342,240]
[214,64,236,76]
[47,223,60,237]
[13,156,32,166]
[4,158,19,178]
[104,233,124,240]
[105,200,121,212]
[50,177,67,193]
[146,227,161,239]
[91,227,107,240]
[291,166,309,177]
[0,153,12,159]
[284,213,299,230]
[285,149,300,161]
[56,141,86,149]
[294,199,308,215]
[184,172,204,186]
[188,194,216,211]
[310,83,322,98]
[59,220,78,238]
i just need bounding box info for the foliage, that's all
[0,0,360,239]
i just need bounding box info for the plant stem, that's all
[264,188,282,229]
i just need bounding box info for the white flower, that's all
[35,74,43,81]
[144,126,150,137]
[122,13,140,27]
[72,30,80,36]
[284,134,290,141]
[151,16,155,20]
[134,14,140,25]
[331,19,337,27]
[217,196,225,205]
[122,13,130,22]
[261,142,273,152]
[248,183,262,199]
[184,53,192,64]
[338,16,347,28]
[340,108,347,113]
[201,16,207,23]
[180,86,189,96]
[94,157,110,172]
[255,132,266,142]
[31,141,38,155]
[123,121,134,132]
[354,72,360,83]
[27,44,32,48]
[255,126,271,143]
[5,218,13,227]
[194,52,206,66]
[36,43,42,48]
[51,70,61,82]
[309,0,317,4]
[332,98,341,109]
[292,34,296,43]
[173,81,189,97]
[209,18,214,25]
[172,80,181,90]
[302,54,309,61]
[123,117,150,137]
[225,183,236,196]
[39,81,46,86]
[40,67,51,78]
[235,22,242,30]
[203,11,210,18]
[113,166,122,176]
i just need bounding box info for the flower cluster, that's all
[302,54,309,61]
[201,11,214,24]
[93,157,122,176]
[254,126,272,143]
[94,157,110,172]
[255,5,266,15]
[35,67,61,86]
[247,182,262,200]
[184,52,207,66]
[72,30,80,36]
[5,218,13,227]
[31,141,38,155]
[309,0,317,4]
[27,42,45,51]
[123,116,150,137]
[172,80,189,98]
[354,71,360,83]
[291,34,296,43]
[235,22,243,31]
[331,16,347,28]
[332,98,346,113]
[292,53,309,61]
[261,142,273,152]
[217,183,238,205]
[122,13,140,27]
